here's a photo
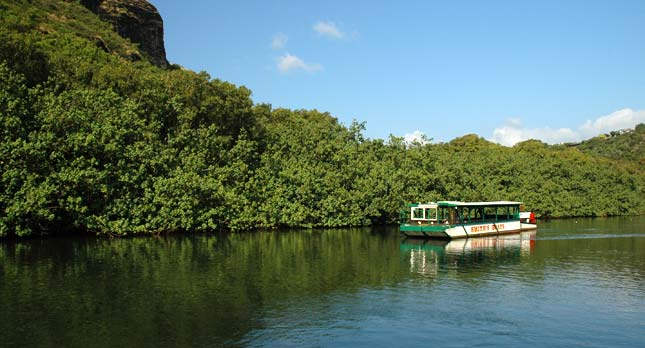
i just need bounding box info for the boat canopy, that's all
[404,201,524,225]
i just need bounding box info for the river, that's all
[1,216,644,347]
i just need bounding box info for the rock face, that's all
[80,0,169,68]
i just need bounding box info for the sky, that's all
[151,0,645,146]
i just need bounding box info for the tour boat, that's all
[400,201,537,239]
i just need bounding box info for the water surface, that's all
[1,217,644,347]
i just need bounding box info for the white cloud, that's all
[490,109,645,146]
[313,21,344,39]
[277,53,322,73]
[404,130,431,145]
[579,108,645,138]
[490,120,577,146]
[271,33,288,49]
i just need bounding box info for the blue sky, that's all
[151,0,645,145]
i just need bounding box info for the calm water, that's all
[1,217,644,348]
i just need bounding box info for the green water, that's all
[1,216,644,347]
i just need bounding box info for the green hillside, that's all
[1,0,644,237]
[566,124,644,166]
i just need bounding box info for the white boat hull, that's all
[445,221,523,239]
[520,223,537,231]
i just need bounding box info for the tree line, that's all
[1,0,643,237]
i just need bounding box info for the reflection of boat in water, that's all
[400,201,537,239]
[401,231,537,276]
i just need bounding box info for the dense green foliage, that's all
[563,124,645,165]
[1,0,643,237]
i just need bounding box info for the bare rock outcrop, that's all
[80,0,169,68]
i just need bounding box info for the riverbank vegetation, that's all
[1,0,643,237]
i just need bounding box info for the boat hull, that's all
[520,223,537,231]
[402,220,535,239]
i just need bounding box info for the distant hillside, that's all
[566,124,644,166]
[1,0,643,237]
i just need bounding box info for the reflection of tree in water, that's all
[0,228,410,347]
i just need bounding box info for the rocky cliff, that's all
[80,0,169,68]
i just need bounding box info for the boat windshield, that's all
[410,206,438,222]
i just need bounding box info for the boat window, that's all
[474,207,483,221]
[411,207,438,221]
[438,207,449,223]
[459,207,467,222]
[484,207,497,222]
[508,205,519,218]
[449,208,457,224]
[425,208,437,221]
[502,206,510,220]
[412,208,424,220]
